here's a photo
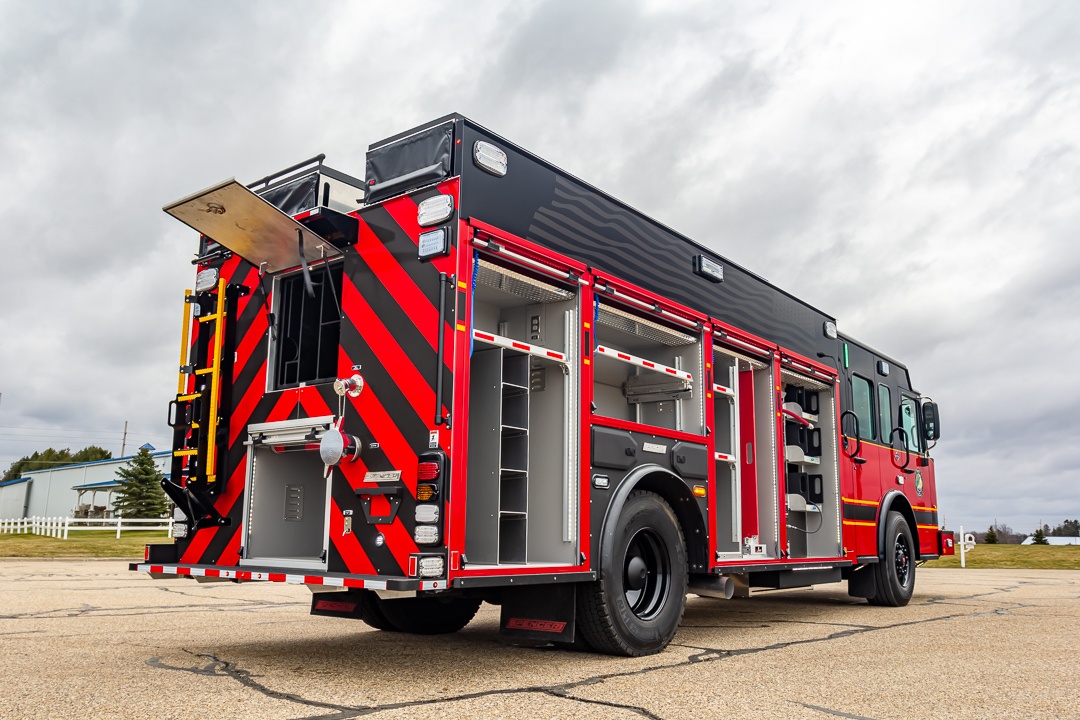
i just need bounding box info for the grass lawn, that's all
[0,530,172,559]
[2,531,1077,568]
[923,543,1080,570]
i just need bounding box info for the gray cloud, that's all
[1,1,1078,535]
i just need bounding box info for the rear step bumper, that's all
[129,563,438,591]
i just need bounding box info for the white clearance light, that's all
[195,267,219,292]
[171,506,189,537]
[474,140,507,177]
[417,194,454,227]
[414,525,440,545]
[692,255,724,283]
[415,504,439,524]
[823,321,838,339]
[418,556,445,577]
[877,360,890,376]
[418,228,450,260]
[320,430,361,465]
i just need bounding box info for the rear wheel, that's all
[357,590,398,631]
[577,491,687,656]
[868,511,915,606]
[374,594,482,635]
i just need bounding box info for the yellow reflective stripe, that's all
[916,524,938,531]
[204,277,227,482]
[912,505,937,512]
[177,288,193,395]
[842,498,880,506]
[173,449,198,457]
[841,436,929,458]
[843,520,876,527]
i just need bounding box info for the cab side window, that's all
[878,384,892,444]
[900,396,923,453]
[851,375,875,441]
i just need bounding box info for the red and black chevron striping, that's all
[173,181,459,578]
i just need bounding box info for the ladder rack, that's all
[170,277,228,485]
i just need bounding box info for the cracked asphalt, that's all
[1,561,1078,719]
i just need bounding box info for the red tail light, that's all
[417,462,440,480]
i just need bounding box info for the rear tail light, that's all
[414,526,440,545]
[417,462,440,480]
[418,556,445,577]
[415,504,439,523]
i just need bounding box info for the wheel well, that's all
[634,471,709,573]
[879,491,920,560]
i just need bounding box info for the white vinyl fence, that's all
[0,516,173,539]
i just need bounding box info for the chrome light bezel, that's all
[474,140,508,177]
[417,194,454,227]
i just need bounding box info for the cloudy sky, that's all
[1,1,1077,535]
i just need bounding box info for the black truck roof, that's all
[366,114,910,384]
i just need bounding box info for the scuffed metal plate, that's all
[164,179,340,271]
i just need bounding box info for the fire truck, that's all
[135,114,952,656]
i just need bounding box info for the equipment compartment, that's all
[465,259,580,566]
[241,417,335,570]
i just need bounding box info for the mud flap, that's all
[847,564,877,599]
[309,590,370,619]
[499,584,576,643]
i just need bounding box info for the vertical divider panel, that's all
[465,348,503,565]
[499,350,530,563]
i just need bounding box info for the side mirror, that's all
[922,401,941,441]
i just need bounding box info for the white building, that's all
[0,450,170,519]
[1020,536,1080,545]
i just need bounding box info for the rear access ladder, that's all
[164,277,235,528]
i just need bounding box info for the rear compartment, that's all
[153,156,459,589]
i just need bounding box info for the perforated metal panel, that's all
[714,344,768,370]
[780,369,832,392]
[597,304,696,347]
[476,260,573,304]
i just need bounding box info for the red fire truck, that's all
[135,115,952,656]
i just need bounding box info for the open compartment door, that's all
[164,179,341,272]
[240,416,335,570]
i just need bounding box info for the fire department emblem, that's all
[915,469,924,497]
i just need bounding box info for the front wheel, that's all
[577,491,687,656]
[868,511,916,606]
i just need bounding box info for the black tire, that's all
[374,594,482,635]
[358,590,399,631]
[553,628,595,652]
[868,511,916,607]
[577,491,688,656]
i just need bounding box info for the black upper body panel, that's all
[366,115,911,380]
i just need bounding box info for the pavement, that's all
[1,560,1078,720]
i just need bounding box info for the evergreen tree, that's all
[984,525,998,544]
[1050,519,1080,537]
[1032,527,1049,545]
[3,445,112,481]
[112,448,169,518]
